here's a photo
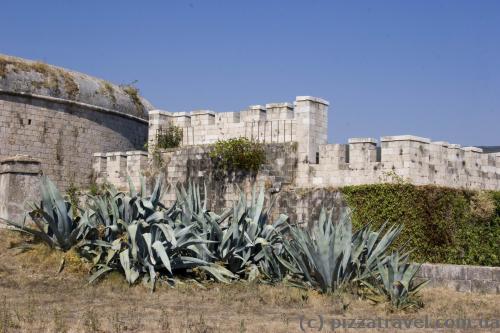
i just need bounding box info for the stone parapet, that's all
[148,96,328,167]
[416,263,500,294]
[93,151,148,190]
[300,134,500,190]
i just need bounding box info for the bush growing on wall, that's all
[209,137,265,173]
[341,184,500,267]
[156,124,183,149]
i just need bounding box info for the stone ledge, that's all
[432,141,450,147]
[105,152,127,157]
[266,102,294,109]
[417,263,500,294]
[126,151,148,156]
[248,105,266,111]
[149,109,172,116]
[462,146,484,153]
[0,155,42,175]
[380,135,431,144]
[191,110,215,116]
[348,137,377,144]
[0,89,148,123]
[295,96,330,106]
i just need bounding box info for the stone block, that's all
[467,266,493,281]
[471,280,499,294]
[492,268,500,281]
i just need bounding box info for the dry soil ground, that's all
[0,230,498,333]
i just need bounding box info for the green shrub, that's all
[209,137,265,173]
[341,184,500,266]
[156,124,183,149]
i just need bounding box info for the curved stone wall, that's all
[0,91,148,190]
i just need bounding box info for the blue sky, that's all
[1,1,499,145]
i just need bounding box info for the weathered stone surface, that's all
[0,54,153,118]
[146,97,499,191]
[492,268,500,282]
[417,263,498,294]
[471,280,498,294]
[426,279,471,293]
[467,266,493,281]
[0,156,41,223]
[0,92,148,191]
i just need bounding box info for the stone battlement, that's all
[92,151,148,190]
[93,95,499,191]
[148,96,329,165]
[306,135,499,190]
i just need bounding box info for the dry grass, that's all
[0,55,79,99]
[0,230,498,332]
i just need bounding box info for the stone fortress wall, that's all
[95,96,499,191]
[309,135,499,190]
[0,92,148,190]
[0,54,151,190]
[147,96,328,163]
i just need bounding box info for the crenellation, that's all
[92,95,499,191]
[304,137,499,189]
[266,102,294,120]
[148,97,314,149]
[241,105,267,122]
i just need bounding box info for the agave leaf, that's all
[88,265,114,284]
[127,176,137,197]
[120,249,139,284]
[127,223,139,261]
[142,232,156,265]
[198,264,236,284]
[152,240,172,274]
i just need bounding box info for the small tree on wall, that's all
[156,124,183,149]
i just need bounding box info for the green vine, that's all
[341,184,500,266]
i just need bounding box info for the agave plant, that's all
[351,222,403,280]
[282,208,356,293]
[281,208,408,294]
[2,176,84,251]
[176,183,289,280]
[359,252,428,310]
[84,176,234,290]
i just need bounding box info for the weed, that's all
[159,308,171,331]
[110,312,123,333]
[52,307,68,333]
[99,81,117,104]
[122,85,144,115]
[82,308,100,333]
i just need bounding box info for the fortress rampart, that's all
[0,54,151,190]
[95,96,499,192]
[309,136,499,190]
[0,90,148,190]
[148,96,329,166]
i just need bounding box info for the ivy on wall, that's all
[341,184,500,267]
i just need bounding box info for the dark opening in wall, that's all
[345,145,350,163]
[28,119,31,125]
[315,152,319,164]
[376,147,382,162]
